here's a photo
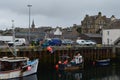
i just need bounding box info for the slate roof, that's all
[84,33,102,38]
[106,19,120,29]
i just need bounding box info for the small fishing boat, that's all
[0,20,39,79]
[55,53,84,71]
[0,57,39,79]
[95,59,110,66]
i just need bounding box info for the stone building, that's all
[14,20,52,41]
[62,25,80,40]
[81,12,116,34]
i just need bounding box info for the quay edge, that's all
[0,45,119,67]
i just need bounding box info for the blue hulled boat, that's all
[95,59,110,66]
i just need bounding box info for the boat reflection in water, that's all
[9,64,120,80]
[9,74,37,80]
[84,65,120,80]
[57,70,83,80]
[57,64,120,80]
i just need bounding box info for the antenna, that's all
[12,20,17,57]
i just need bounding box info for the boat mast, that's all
[12,20,17,57]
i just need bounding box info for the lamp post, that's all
[27,4,32,43]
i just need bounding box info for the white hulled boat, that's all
[0,57,39,79]
[0,20,39,79]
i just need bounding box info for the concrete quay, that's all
[0,45,119,66]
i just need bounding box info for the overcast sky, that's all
[0,0,119,30]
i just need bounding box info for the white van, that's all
[8,38,26,46]
[76,39,86,45]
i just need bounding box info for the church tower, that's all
[31,20,35,32]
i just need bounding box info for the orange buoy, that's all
[47,46,52,51]
[55,64,59,70]
[47,46,53,53]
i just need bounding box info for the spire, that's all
[31,19,35,28]
[31,19,35,32]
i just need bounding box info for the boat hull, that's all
[58,63,84,71]
[95,59,110,66]
[0,59,39,79]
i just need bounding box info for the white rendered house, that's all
[102,29,120,45]
[54,27,62,36]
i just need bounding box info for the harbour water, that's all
[10,62,120,80]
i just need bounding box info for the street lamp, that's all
[27,4,32,43]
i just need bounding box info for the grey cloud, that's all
[0,0,120,30]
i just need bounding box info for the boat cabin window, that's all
[0,61,27,71]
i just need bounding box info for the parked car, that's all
[48,38,62,46]
[85,40,96,45]
[76,39,86,45]
[62,39,74,45]
[76,39,96,46]
[7,38,26,46]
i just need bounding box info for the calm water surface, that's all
[10,64,120,80]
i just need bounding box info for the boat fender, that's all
[58,61,62,64]
[22,65,31,71]
[27,66,32,71]
[63,60,68,64]
[55,64,59,70]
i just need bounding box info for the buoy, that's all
[47,46,52,51]
[58,61,62,64]
[55,64,59,70]
[63,60,68,64]
[47,46,53,53]
[27,66,32,71]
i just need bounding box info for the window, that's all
[107,31,109,35]
[107,38,109,45]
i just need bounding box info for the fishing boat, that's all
[0,20,39,79]
[55,53,84,71]
[0,57,39,79]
